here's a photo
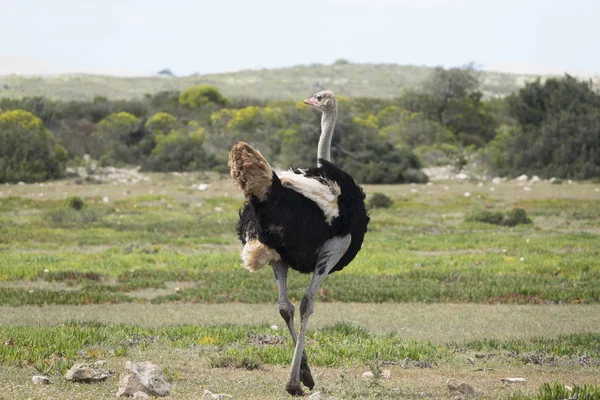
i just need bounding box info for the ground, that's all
[0,172,599,398]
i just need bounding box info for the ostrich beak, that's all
[303,97,318,106]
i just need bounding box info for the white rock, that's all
[133,392,150,399]
[381,369,391,379]
[271,325,278,330]
[530,176,541,183]
[65,361,112,382]
[201,389,233,399]
[463,192,471,198]
[568,179,573,184]
[492,177,502,185]
[309,392,321,400]
[411,189,418,193]
[501,377,526,383]
[198,183,209,191]
[32,375,51,384]
[456,173,468,181]
[214,207,223,212]
[595,188,599,192]
[549,177,556,183]
[490,187,495,192]
[523,186,531,191]
[426,182,434,186]
[116,361,171,397]
[362,371,374,378]
[477,182,484,187]
[102,196,109,204]
[516,174,528,182]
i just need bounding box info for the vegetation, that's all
[1,65,599,184]
[466,207,532,226]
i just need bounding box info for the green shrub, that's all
[503,208,532,227]
[64,196,85,210]
[466,208,532,226]
[466,210,504,225]
[368,193,393,209]
[179,85,229,108]
[0,110,67,183]
[143,130,216,172]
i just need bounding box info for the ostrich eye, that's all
[316,95,322,101]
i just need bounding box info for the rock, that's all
[492,177,502,185]
[197,183,209,191]
[501,377,526,383]
[201,389,233,399]
[309,392,321,400]
[133,392,150,399]
[116,361,171,397]
[456,173,469,181]
[32,375,51,385]
[530,176,541,183]
[65,361,113,383]
[381,369,391,379]
[516,174,528,182]
[447,379,476,397]
[362,371,374,379]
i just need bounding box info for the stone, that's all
[116,361,171,397]
[201,389,233,399]
[308,392,321,400]
[32,375,51,385]
[501,378,526,383]
[65,361,113,383]
[133,392,150,399]
[447,379,477,397]
[362,371,374,379]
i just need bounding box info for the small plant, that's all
[64,196,85,210]
[509,381,600,400]
[368,193,393,209]
[466,210,504,225]
[209,354,262,370]
[466,208,532,226]
[503,208,532,227]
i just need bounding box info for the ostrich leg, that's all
[271,261,315,390]
[286,235,351,397]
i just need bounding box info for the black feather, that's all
[236,159,369,275]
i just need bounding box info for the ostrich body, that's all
[228,90,370,396]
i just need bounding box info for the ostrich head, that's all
[303,90,337,113]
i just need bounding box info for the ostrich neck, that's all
[317,109,337,165]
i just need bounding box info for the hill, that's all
[0,62,599,101]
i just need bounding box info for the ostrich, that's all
[228,90,370,396]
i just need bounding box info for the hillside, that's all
[0,62,599,101]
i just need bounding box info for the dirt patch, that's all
[126,281,198,299]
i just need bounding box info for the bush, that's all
[0,110,67,183]
[143,130,216,172]
[503,208,532,227]
[466,208,532,226]
[466,210,504,225]
[179,85,229,108]
[64,196,85,210]
[368,193,393,209]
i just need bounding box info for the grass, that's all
[1,179,600,305]
[1,176,599,398]
[3,62,596,101]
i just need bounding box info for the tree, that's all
[179,85,229,108]
[0,110,67,183]
[488,75,600,179]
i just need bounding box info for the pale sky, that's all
[1,0,599,76]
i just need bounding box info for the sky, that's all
[1,0,599,76]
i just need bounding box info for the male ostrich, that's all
[228,90,369,396]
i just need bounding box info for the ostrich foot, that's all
[300,360,315,390]
[286,381,305,397]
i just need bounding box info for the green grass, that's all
[1,180,600,306]
[1,321,597,376]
